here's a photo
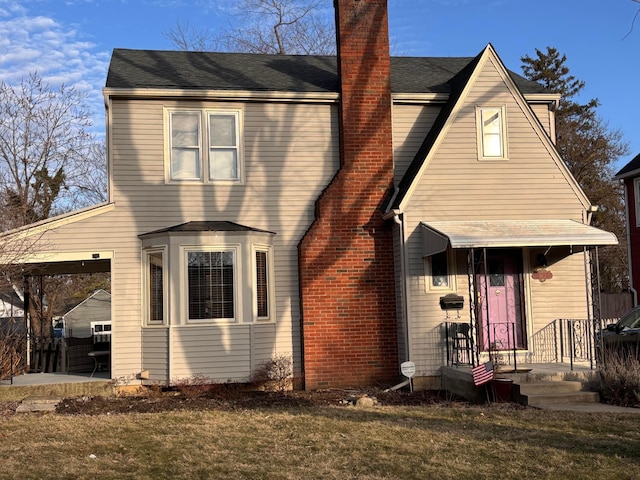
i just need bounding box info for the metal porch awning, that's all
[421,220,618,257]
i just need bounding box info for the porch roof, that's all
[421,220,618,256]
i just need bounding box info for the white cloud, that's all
[0,0,110,136]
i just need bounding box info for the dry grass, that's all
[1,402,640,479]
[599,347,640,407]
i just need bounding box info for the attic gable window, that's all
[477,106,508,160]
[166,108,243,183]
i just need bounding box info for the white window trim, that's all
[165,107,244,185]
[182,245,240,323]
[634,178,640,227]
[142,247,168,326]
[476,105,508,160]
[252,244,276,322]
[425,249,456,293]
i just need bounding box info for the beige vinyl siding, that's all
[170,325,252,380]
[392,104,440,182]
[142,328,169,382]
[406,58,585,220]
[529,103,553,140]
[29,98,338,381]
[400,55,592,375]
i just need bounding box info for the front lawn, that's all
[1,397,639,479]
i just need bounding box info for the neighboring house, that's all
[0,0,616,389]
[0,290,23,321]
[614,152,640,304]
[0,290,24,335]
[60,289,111,338]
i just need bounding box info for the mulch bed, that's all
[53,387,452,416]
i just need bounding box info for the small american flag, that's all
[472,361,494,386]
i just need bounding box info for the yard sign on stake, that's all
[400,361,415,392]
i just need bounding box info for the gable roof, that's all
[63,289,111,317]
[614,152,640,179]
[389,50,482,211]
[388,44,589,212]
[105,48,547,95]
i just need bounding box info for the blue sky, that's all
[1,0,638,170]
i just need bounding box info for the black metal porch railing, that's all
[446,319,614,371]
[530,318,618,369]
[445,321,523,368]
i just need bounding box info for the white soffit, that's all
[421,220,618,256]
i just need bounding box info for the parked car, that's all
[597,305,640,354]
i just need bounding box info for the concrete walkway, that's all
[533,402,640,413]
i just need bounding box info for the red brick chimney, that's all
[299,0,398,389]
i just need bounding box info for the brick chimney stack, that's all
[299,0,398,389]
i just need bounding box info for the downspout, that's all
[622,181,638,306]
[392,212,412,363]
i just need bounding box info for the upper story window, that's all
[477,106,508,160]
[167,108,243,183]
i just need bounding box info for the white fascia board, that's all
[103,88,339,104]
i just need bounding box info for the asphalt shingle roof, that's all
[615,152,640,178]
[106,48,547,95]
[138,221,274,238]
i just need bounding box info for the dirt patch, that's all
[54,387,452,416]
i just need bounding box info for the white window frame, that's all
[183,246,239,323]
[253,244,275,322]
[143,247,168,326]
[165,108,244,184]
[634,178,640,227]
[425,249,456,292]
[476,105,508,160]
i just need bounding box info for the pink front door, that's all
[477,250,526,351]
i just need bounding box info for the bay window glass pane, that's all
[188,251,235,320]
[209,149,238,180]
[256,250,268,318]
[148,251,164,323]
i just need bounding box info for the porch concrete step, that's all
[513,381,599,406]
[516,381,583,396]
[15,395,62,413]
[524,391,600,406]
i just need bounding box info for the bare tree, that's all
[0,73,99,227]
[522,47,630,292]
[622,0,640,39]
[164,0,335,55]
[67,139,108,208]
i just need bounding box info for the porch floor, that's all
[1,371,110,387]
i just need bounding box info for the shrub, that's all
[252,354,294,392]
[599,348,640,407]
[0,321,26,379]
[172,374,214,398]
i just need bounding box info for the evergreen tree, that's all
[521,47,629,293]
